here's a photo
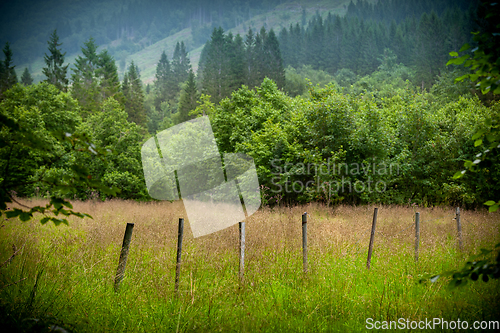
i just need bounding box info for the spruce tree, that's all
[244,28,257,87]
[97,49,121,102]
[201,27,229,104]
[20,68,33,86]
[71,38,122,115]
[42,29,69,91]
[172,41,191,90]
[177,69,199,124]
[414,11,446,88]
[123,61,146,126]
[154,51,173,111]
[71,37,101,114]
[263,29,285,88]
[228,33,246,92]
[0,42,18,100]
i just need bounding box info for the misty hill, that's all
[3,0,350,84]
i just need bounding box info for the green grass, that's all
[1,200,499,332]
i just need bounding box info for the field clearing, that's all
[1,199,499,332]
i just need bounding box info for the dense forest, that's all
[279,0,475,89]
[1,0,499,212]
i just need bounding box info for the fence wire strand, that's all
[334,211,461,268]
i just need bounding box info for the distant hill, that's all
[14,0,350,85]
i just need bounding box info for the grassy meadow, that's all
[1,199,499,332]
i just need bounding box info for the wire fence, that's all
[110,207,478,290]
[333,209,468,268]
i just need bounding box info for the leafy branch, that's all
[1,112,119,225]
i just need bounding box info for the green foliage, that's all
[79,97,148,200]
[200,26,285,104]
[177,69,199,124]
[122,61,146,127]
[447,2,500,95]
[20,68,33,86]
[421,242,500,288]
[0,42,18,100]
[420,0,500,289]
[42,30,69,91]
[284,65,335,97]
[0,83,119,224]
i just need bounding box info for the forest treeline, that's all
[279,0,475,88]
[0,0,284,65]
[0,0,499,208]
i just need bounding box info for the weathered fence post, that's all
[415,212,420,262]
[366,208,378,269]
[239,221,245,280]
[302,212,308,273]
[456,207,463,251]
[175,218,184,293]
[114,223,134,292]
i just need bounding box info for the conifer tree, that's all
[172,41,191,90]
[201,27,229,104]
[0,42,18,100]
[177,69,198,124]
[97,49,121,102]
[263,29,285,88]
[42,29,69,91]
[71,37,122,114]
[122,61,146,126]
[415,11,446,88]
[244,28,257,87]
[154,51,173,111]
[71,37,101,114]
[228,33,246,92]
[20,68,33,86]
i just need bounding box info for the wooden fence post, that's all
[366,208,378,269]
[415,212,420,262]
[302,212,308,273]
[114,223,134,292]
[456,207,463,251]
[175,218,184,293]
[239,221,245,280]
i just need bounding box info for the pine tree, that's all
[71,37,122,115]
[228,33,246,92]
[278,27,290,66]
[201,27,230,104]
[42,29,69,91]
[20,68,33,86]
[154,51,174,111]
[263,29,285,88]
[172,41,191,91]
[414,11,447,88]
[71,37,101,114]
[122,61,146,126]
[177,69,199,124]
[244,28,257,87]
[0,42,18,100]
[97,49,121,102]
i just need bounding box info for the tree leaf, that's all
[459,43,471,52]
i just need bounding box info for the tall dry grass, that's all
[1,198,499,332]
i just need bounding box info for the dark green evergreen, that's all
[122,61,146,126]
[20,68,33,86]
[0,42,18,100]
[177,69,199,124]
[42,30,69,91]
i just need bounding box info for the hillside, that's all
[18,0,350,85]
